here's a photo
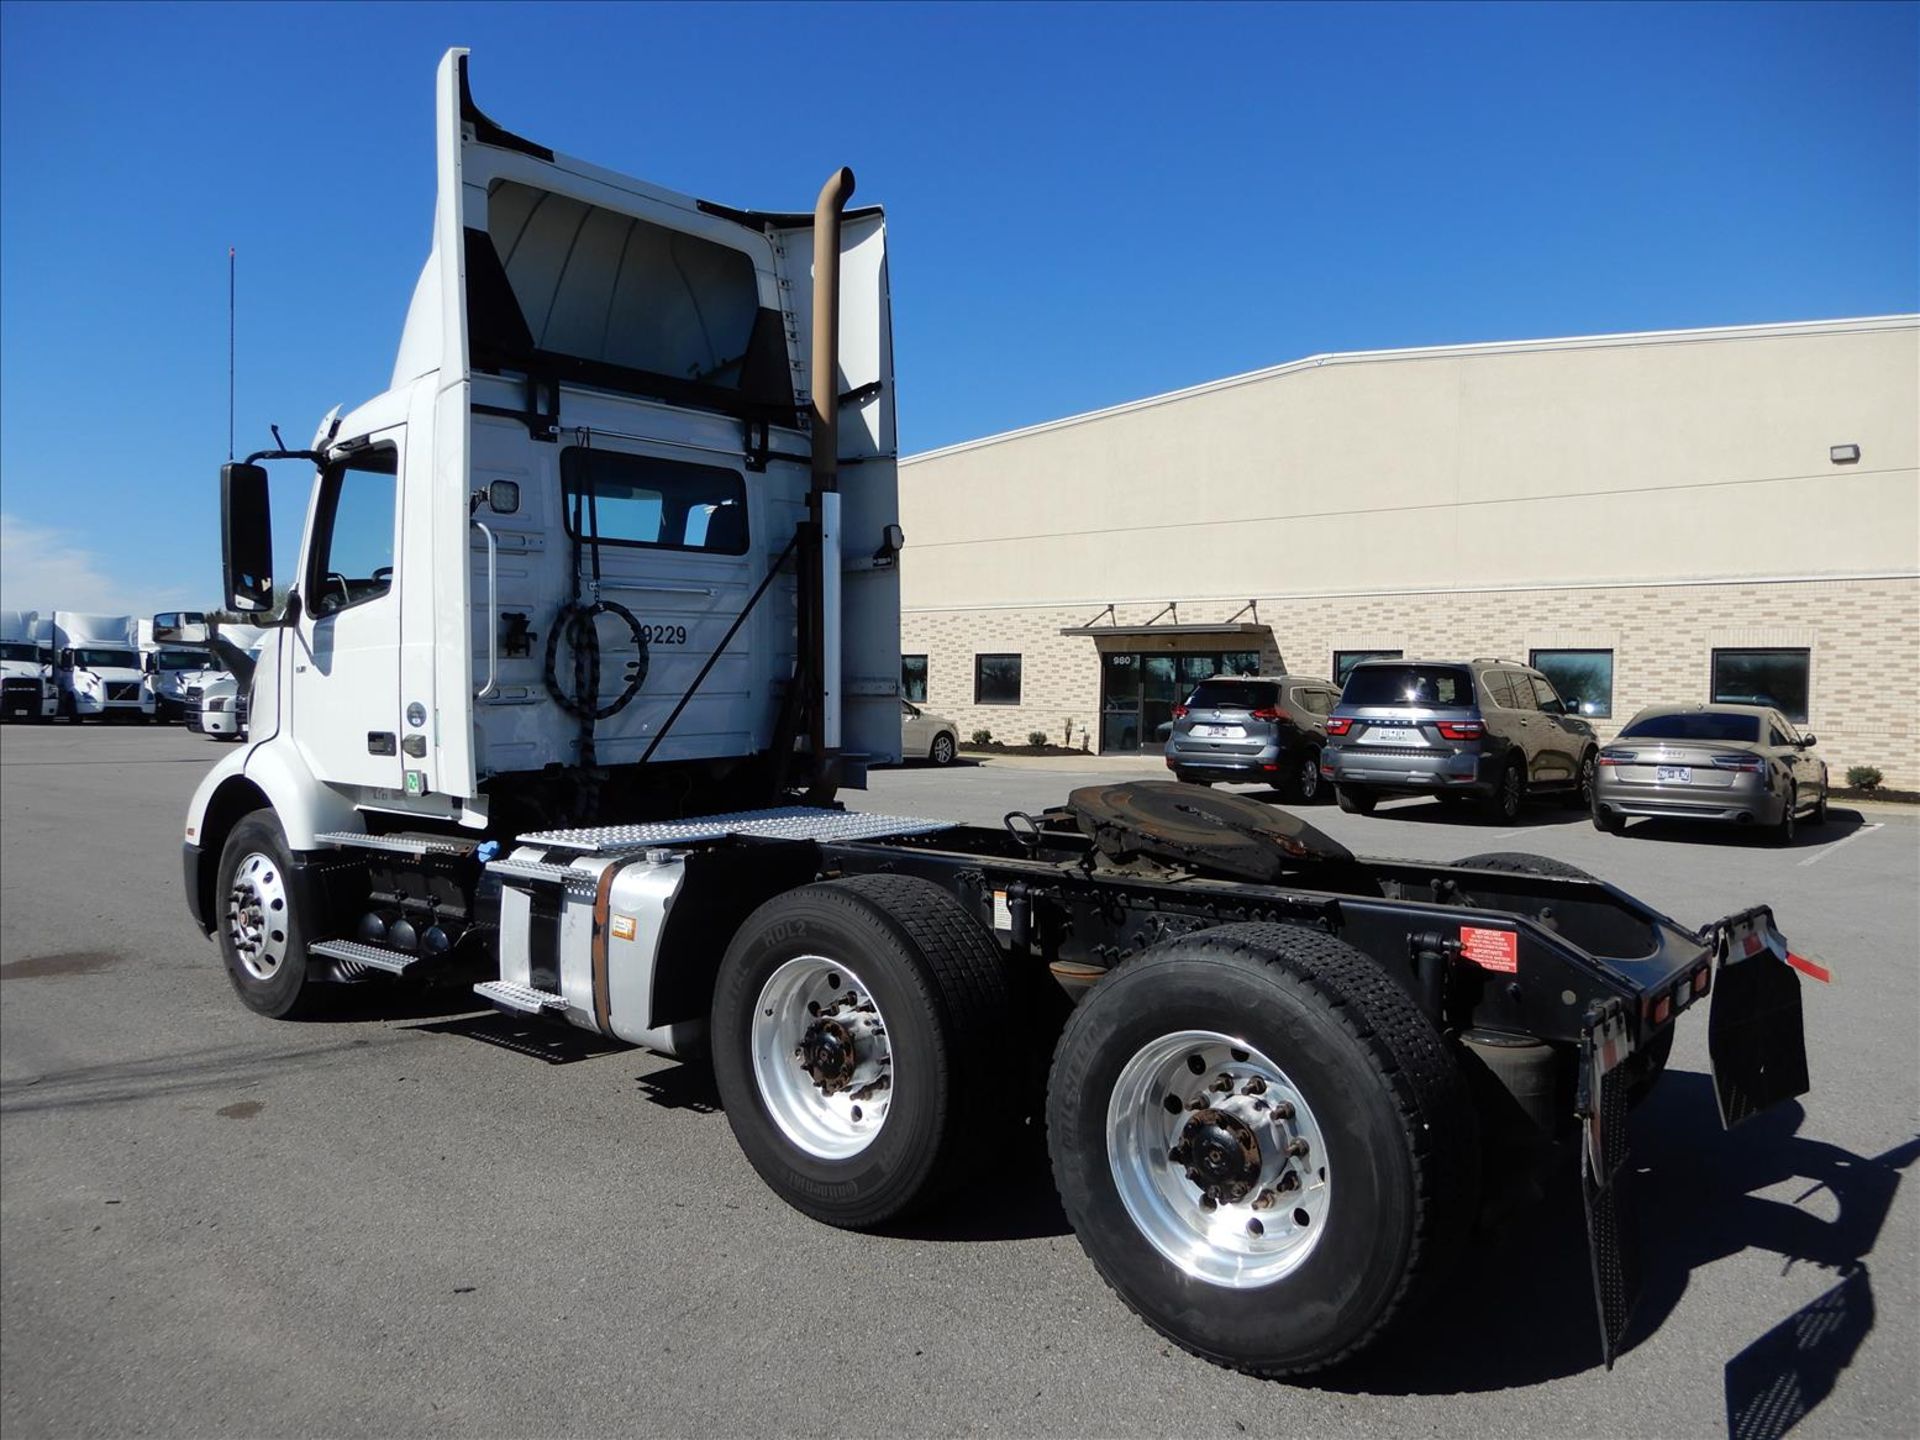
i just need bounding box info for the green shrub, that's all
[1027,730,1049,747]
[970,729,993,746]
[1846,765,1883,793]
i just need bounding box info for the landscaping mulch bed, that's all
[1831,786,1919,805]
[960,741,1094,758]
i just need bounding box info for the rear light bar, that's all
[1599,749,1635,765]
[1325,717,1353,736]
[1250,706,1288,723]
[1710,754,1768,773]
[1435,721,1485,741]
[1171,705,1188,720]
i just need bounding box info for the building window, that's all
[1334,649,1401,684]
[974,653,1022,706]
[901,654,928,702]
[1712,648,1811,723]
[1530,649,1614,718]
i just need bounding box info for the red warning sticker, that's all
[1460,926,1519,973]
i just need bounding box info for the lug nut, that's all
[1251,1189,1276,1211]
[1277,1171,1300,1193]
[1211,1075,1234,1093]
[1287,1137,1311,1158]
[1199,1195,1217,1212]
[1271,1100,1294,1120]
[1242,1077,1267,1096]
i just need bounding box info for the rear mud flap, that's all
[1708,907,1812,1128]
[1578,1003,1640,1369]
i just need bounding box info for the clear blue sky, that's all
[2,0,1914,615]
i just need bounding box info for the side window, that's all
[560,447,748,555]
[1503,673,1538,710]
[308,445,398,619]
[1530,676,1566,714]
[1769,718,1798,747]
[1482,672,1516,709]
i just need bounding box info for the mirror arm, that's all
[243,446,329,467]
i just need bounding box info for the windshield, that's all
[71,648,139,669]
[153,649,206,671]
[1619,712,1761,743]
[0,642,38,662]
[1185,680,1279,711]
[1341,664,1473,709]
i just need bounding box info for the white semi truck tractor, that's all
[1,609,57,721]
[183,50,1821,1377]
[143,612,215,722]
[53,611,155,722]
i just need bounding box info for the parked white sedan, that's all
[901,700,959,766]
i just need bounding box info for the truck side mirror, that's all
[222,462,275,614]
[59,648,73,668]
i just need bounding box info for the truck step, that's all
[516,805,952,856]
[308,939,423,976]
[314,830,479,857]
[486,857,600,894]
[473,979,570,1016]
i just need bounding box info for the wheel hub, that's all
[1108,1031,1331,1289]
[752,957,895,1160]
[224,851,290,982]
[1175,1109,1262,1202]
[800,1016,861,1094]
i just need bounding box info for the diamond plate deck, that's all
[474,979,570,1015]
[486,857,602,894]
[308,939,422,975]
[517,806,952,855]
[314,831,477,857]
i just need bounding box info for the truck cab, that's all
[53,611,155,723]
[0,609,57,721]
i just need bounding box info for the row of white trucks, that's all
[0,609,261,735]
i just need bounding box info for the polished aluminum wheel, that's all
[1107,1029,1331,1289]
[751,956,893,1160]
[226,851,290,981]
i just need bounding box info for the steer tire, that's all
[1047,923,1478,1376]
[711,874,1015,1230]
[216,811,325,1020]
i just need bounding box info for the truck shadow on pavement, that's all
[1320,1071,1914,1422]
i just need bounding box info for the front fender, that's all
[185,734,359,854]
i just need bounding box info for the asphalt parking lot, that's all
[2,726,1916,1438]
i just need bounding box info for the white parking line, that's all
[1798,822,1883,867]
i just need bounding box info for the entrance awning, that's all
[1057,622,1270,638]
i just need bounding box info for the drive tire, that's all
[1480,758,1524,823]
[1048,923,1478,1376]
[215,810,325,1020]
[1335,785,1376,815]
[1452,851,1596,880]
[929,732,956,767]
[711,874,1014,1230]
[1278,746,1323,805]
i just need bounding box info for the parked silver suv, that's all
[1322,658,1598,821]
[1164,674,1342,803]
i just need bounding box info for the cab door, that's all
[289,433,405,791]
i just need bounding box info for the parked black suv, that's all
[1321,658,1598,821]
[1163,674,1342,803]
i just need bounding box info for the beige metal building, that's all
[897,315,1920,789]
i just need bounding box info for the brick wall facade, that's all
[902,577,1920,789]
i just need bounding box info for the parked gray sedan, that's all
[1592,704,1828,843]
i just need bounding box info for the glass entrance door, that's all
[1099,649,1264,753]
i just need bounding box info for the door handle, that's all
[367,732,396,756]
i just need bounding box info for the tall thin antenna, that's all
[227,246,236,460]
